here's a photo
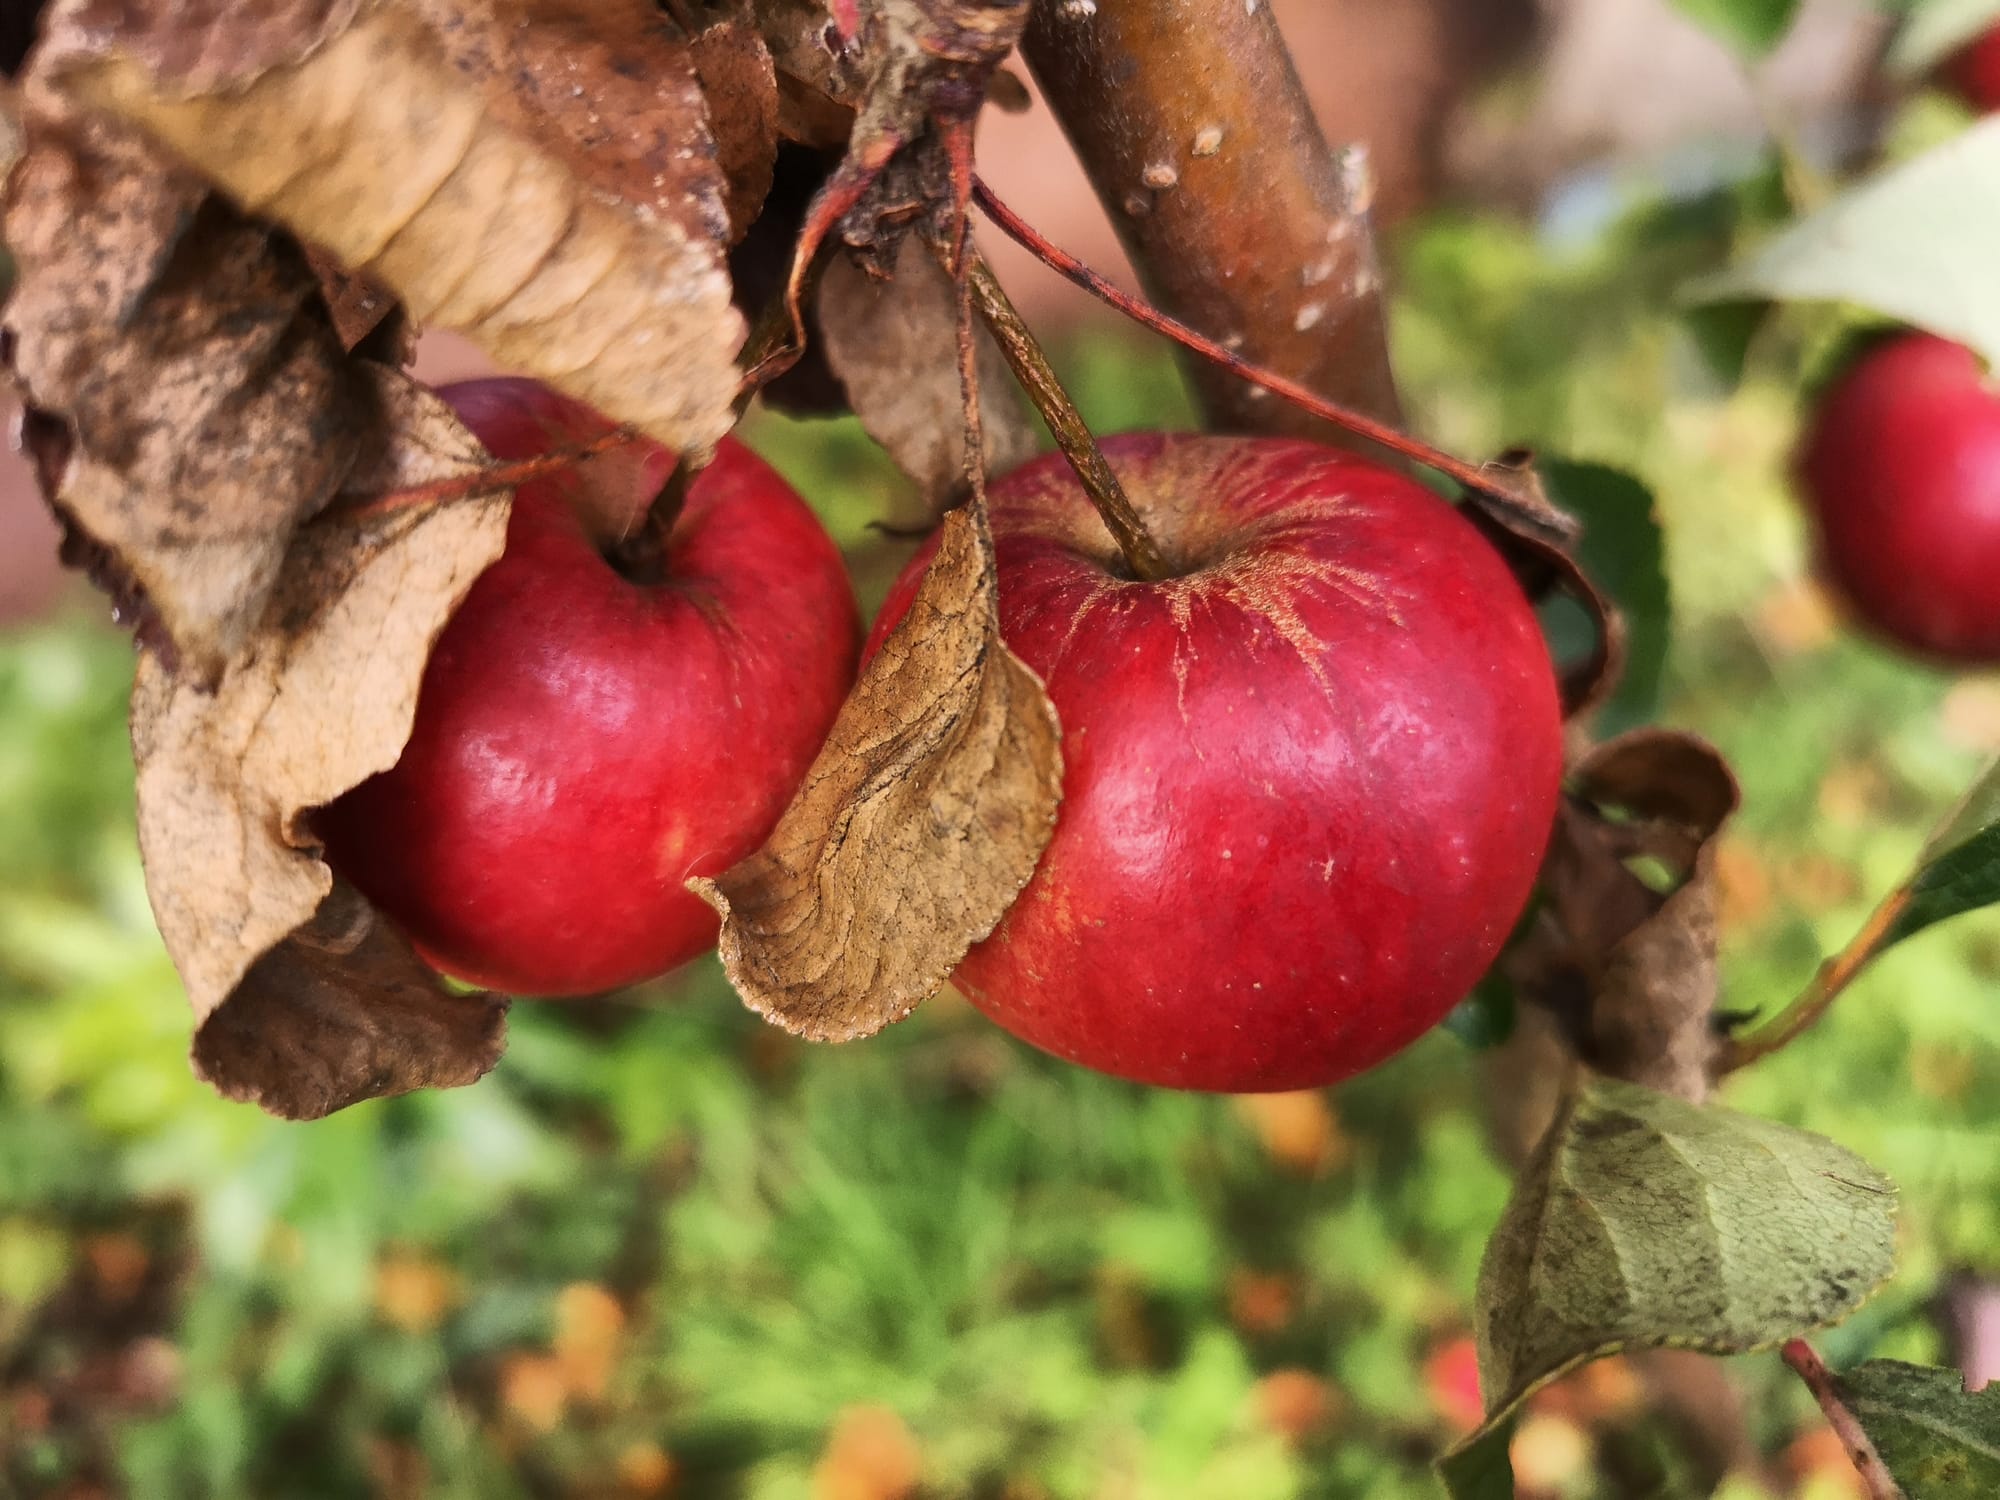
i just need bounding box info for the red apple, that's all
[1795,332,2000,662]
[1944,25,2000,113]
[319,379,860,995]
[867,434,1563,1092]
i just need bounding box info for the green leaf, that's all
[1444,976,1517,1052]
[1683,119,2000,368]
[1538,461,1670,735]
[1437,1418,1516,1500]
[1884,758,2000,947]
[1888,0,2000,79]
[1462,1077,1896,1448]
[1836,1360,2000,1496]
[1669,0,1805,53]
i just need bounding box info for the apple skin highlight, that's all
[870,433,1565,1092]
[321,379,861,996]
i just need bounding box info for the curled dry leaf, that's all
[690,501,1063,1041]
[1511,730,1742,1106]
[780,0,1028,296]
[39,0,745,467]
[818,238,1036,505]
[2,109,368,678]
[304,244,406,359]
[132,366,511,1117]
[193,882,507,1121]
[1459,451,1625,721]
[687,15,781,239]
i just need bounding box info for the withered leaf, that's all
[688,15,781,240]
[3,109,369,677]
[1511,730,1741,1104]
[691,501,1062,1041]
[775,0,1026,283]
[45,0,362,89]
[193,882,508,1122]
[132,366,511,1113]
[305,243,406,360]
[1460,449,1625,721]
[41,0,744,462]
[1449,1076,1896,1479]
[818,238,1036,505]
[409,0,738,236]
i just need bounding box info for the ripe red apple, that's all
[319,379,860,995]
[1943,25,2000,113]
[868,434,1563,1092]
[1795,332,2000,662]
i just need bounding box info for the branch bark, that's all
[1018,0,1400,446]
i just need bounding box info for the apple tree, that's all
[5,0,2000,1494]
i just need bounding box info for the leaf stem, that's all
[963,254,1172,583]
[1721,887,1911,1073]
[1780,1340,1906,1500]
[971,178,1524,503]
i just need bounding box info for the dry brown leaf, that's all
[818,238,1036,505]
[1510,730,1741,1104]
[1460,451,1623,722]
[689,16,781,239]
[193,883,507,1121]
[40,0,744,464]
[305,244,405,358]
[409,0,741,233]
[132,365,511,1114]
[2,109,369,677]
[691,500,1062,1041]
[42,0,362,89]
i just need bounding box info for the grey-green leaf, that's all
[1538,461,1670,735]
[1836,1360,2000,1497]
[1669,0,1804,54]
[1683,119,2000,369]
[1436,1419,1516,1500]
[1467,1076,1897,1441]
[1884,757,2000,948]
[1888,0,2000,80]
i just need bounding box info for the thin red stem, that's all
[1780,1341,1904,1500]
[329,429,645,522]
[972,177,1503,496]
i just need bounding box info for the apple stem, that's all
[608,466,690,584]
[971,177,1524,504]
[963,255,1174,582]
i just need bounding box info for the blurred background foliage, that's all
[6,67,2000,1500]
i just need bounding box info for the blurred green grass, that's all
[4,193,1998,1499]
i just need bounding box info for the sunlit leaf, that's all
[1668,0,1804,54]
[1684,119,2000,369]
[1888,0,2000,79]
[1885,759,2000,946]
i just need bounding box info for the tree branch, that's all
[1018,0,1400,448]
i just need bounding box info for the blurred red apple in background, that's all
[868,434,1563,1091]
[1943,25,2000,113]
[320,378,859,995]
[1796,332,2000,662]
